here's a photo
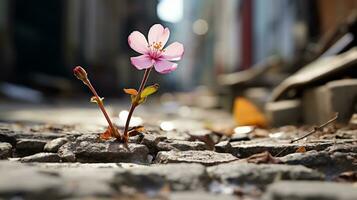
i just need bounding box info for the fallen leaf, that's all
[334,171,357,182]
[100,127,113,140]
[296,146,307,153]
[99,127,121,140]
[246,151,282,164]
[233,97,268,128]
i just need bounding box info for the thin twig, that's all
[275,113,338,157]
[290,113,338,143]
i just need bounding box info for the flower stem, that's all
[84,79,120,139]
[123,67,152,142]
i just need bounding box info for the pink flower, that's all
[128,24,184,74]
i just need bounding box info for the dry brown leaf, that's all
[100,127,113,140]
[296,146,307,153]
[128,126,145,137]
[246,151,282,164]
[233,97,268,128]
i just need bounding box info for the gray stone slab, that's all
[20,152,61,163]
[263,181,357,200]
[113,163,208,191]
[170,192,237,200]
[0,161,63,199]
[155,150,238,166]
[156,140,209,151]
[58,134,149,163]
[44,137,68,152]
[207,162,324,185]
[227,140,333,158]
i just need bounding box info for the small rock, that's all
[140,133,167,154]
[156,140,209,151]
[58,143,76,162]
[207,162,323,185]
[44,137,68,152]
[215,141,232,153]
[58,134,149,163]
[21,153,61,163]
[16,139,47,156]
[0,142,12,159]
[263,181,357,200]
[113,163,208,191]
[155,150,238,166]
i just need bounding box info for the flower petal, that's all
[148,24,170,46]
[128,31,149,54]
[154,59,178,74]
[130,55,154,70]
[161,42,184,61]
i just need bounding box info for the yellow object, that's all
[233,97,268,128]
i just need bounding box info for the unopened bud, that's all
[73,66,88,82]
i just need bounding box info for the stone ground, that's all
[0,102,356,200]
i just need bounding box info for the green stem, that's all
[123,67,152,142]
[84,80,120,138]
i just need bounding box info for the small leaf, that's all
[296,146,306,153]
[128,125,145,136]
[138,97,147,104]
[141,84,159,98]
[124,88,138,95]
[100,127,113,140]
[90,96,104,104]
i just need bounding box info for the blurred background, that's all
[1,0,357,127]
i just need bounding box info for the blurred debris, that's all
[0,82,44,103]
[303,79,357,124]
[334,171,357,182]
[218,56,283,87]
[349,113,357,129]
[245,151,282,164]
[233,97,267,127]
[271,48,357,102]
[265,99,302,127]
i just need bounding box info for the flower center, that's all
[149,42,165,52]
[153,41,162,50]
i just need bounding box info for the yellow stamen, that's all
[153,42,162,50]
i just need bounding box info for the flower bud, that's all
[73,66,88,82]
